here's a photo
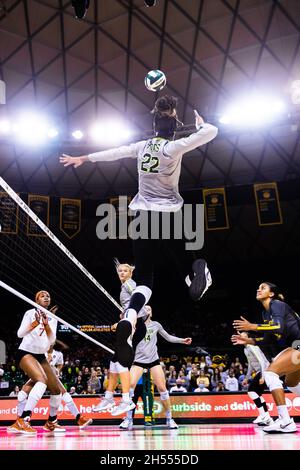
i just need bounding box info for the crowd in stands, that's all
[0,347,255,396]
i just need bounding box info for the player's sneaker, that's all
[263,417,297,433]
[119,417,133,430]
[254,415,274,426]
[7,417,37,434]
[93,398,115,412]
[43,419,66,433]
[7,417,37,435]
[76,415,93,429]
[186,259,212,301]
[166,418,178,429]
[110,400,136,416]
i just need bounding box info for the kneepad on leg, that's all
[264,371,283,392]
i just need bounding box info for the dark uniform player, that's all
[232,282,300,433]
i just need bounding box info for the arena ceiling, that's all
[0,0,300,198]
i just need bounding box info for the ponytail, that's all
[264,282,285,301]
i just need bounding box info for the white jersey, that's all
[120,278,147,318]
[244,344,269,380]
[46,349,64,368]
[18,308,57,355]
[46,349,63,377]
[88,123,218,212]
[134,320,183,364]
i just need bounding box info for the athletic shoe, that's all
[93,398,115,412]
[166,418,178,429]
[110,400,136,416]
[43,419,66,433]
[76,415,93,429]
[263,417,297,433]
[7,417,37,435]
[119,417,133,430]
[257,415,274,427]
[186,259,212,301]
[7,417,37,434]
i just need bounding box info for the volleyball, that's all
[144,69,166,92]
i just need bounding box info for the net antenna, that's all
[0,176,122,354]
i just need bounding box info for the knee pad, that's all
[287,383,300,396]
[62,392,73,405]
[160,391,169,401]
[115,321,134,369]
[264,371,283,392]
[18,390,28,403]
[248,391,259,400]
[30,381,47,401]
[123,310,137,328]
[50,393,62,409]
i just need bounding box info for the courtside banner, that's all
[1,393,300,421]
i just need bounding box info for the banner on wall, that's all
[254,182,283,226]
[1,393,300,421]
[60,198,81,239]
[203,188,229,230]
[27,195,50,236]
[0,192,19,234]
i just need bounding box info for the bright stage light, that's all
[89,121,132,144]
[48,128,59,138]
[219,94,286,127]
[0,119,11,134]
[14,113,50,145]
[72,130,84,140]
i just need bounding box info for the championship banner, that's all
[254,182,283,226]
[1,393,300,421]
[203,188,229,230]
[0,192,19,234]
[27,195,49,237]
[60,198,81,239]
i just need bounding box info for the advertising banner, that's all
[1,393,300,421]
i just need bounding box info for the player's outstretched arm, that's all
[60,154,89,168]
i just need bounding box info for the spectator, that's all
[9,385,20,397]
[75,375,85,394]
[225,372,239,391]
[211,368,222,390]
[69,386,76,395]
[167,370,177,390]
[88,370,101,394]
[194,382,209,392]
[196,370,210,389]
[170,379,187,393]
[215,382,225,392]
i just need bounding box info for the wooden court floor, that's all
[0,423,299,451]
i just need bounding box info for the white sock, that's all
[62,392,79,418]
[122,392,130,403]
[17,390,28,417]
[24,382,47,412]
[127,409,134,420]
[277,404,290,422]
[105,391,114,400]
[165,410,172,420]
[49,394,62,418]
